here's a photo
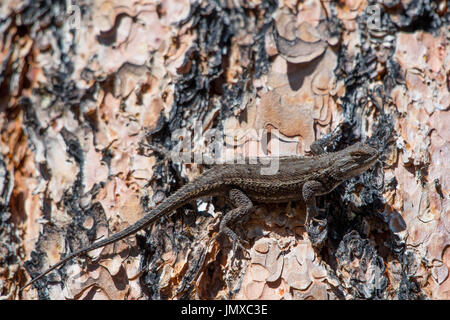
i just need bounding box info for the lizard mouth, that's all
[344,145,380,178]
[369,148,380,163]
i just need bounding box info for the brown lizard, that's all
[21,141,379,291]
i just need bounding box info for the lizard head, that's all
[332,142,380,181]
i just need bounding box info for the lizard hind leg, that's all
[218,188,254,258]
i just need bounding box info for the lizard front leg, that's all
[309,126,342,156]
[302,180,328,246]
[302,180,323,224]
[219,188,254,256]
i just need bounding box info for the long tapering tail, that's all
[20,176,222,292]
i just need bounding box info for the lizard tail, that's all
[20,177,222,292]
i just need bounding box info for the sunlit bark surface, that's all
[0,0,448,300]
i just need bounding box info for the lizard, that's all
[20,140,379,291]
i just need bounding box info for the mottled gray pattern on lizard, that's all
[21,141,379,291]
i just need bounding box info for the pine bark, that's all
[0,0,448,300]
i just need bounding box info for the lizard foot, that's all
[307,217,328,247]
[211,230,251,259]
[233,238,251,260]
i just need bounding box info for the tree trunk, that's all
[0,0,448,300]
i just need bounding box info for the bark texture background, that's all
[0,0,448,300]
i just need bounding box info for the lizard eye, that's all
[350,151,367,158]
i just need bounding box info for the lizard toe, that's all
[307,217,328,247]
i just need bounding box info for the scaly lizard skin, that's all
[21,141,379,291]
